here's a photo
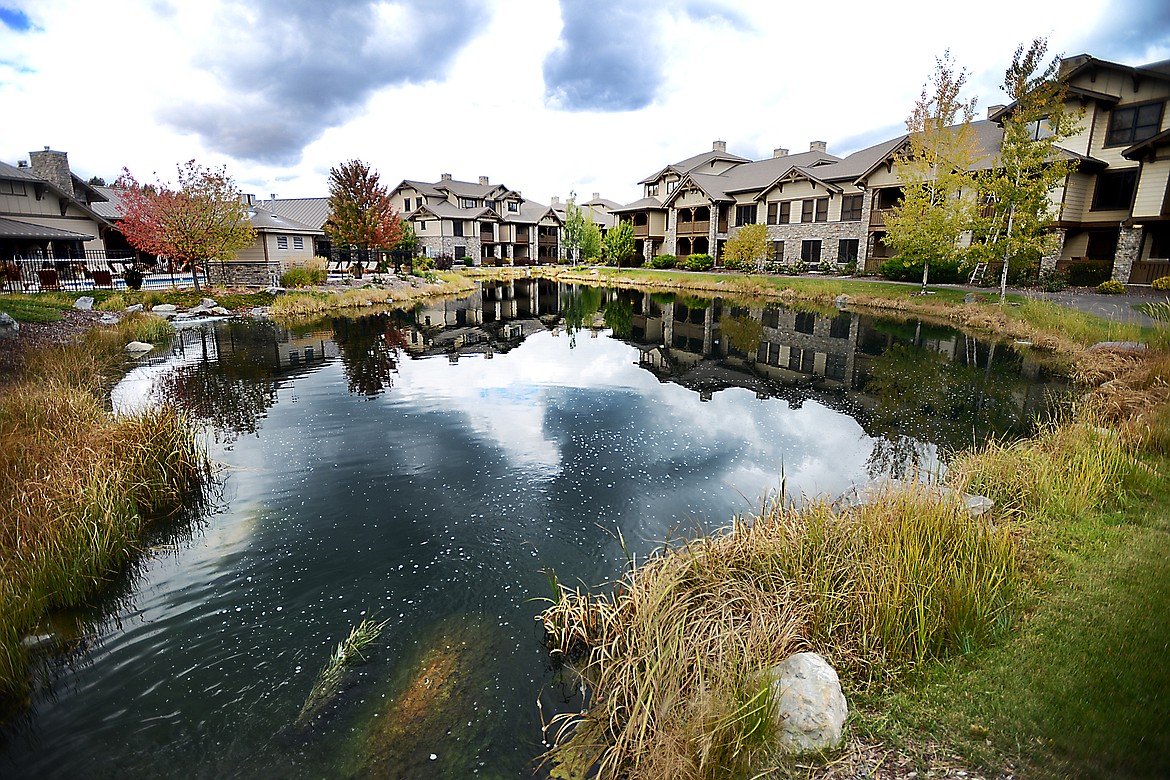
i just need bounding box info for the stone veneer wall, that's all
[1039,228,1067,274]
[1112,226,1143,283]
[753,218,867,264]
[208,261,282,287]
[418,235,484,263]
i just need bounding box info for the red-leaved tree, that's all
[116,160,256,291]
[324,160,404,254]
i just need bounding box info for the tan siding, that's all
[1133,160,1170,218]
[235,238,267,263]
[1060,172,1093,221]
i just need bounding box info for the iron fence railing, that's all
[1,250,208,293]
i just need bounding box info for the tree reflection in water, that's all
[331,314,408,397]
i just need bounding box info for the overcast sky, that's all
[2,0,1168,207]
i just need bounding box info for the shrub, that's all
[817,260,835,274]
[1152,276,1170,291]
[1066,260,1111,287]
[879,256,964,283]
[280,261,327,288]
[433,256,453,271]
[649,254,677,269]
[843,262,859,276]
[785,260,809,275]
[1037,268,1069,292]
[414,256,434,272]
[685,253,714,272]
[1097,279,1125,294]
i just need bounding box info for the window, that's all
[1106,102,1164,146]
[767,202,778,225]
[276,236,289,250]
[0,180,26,196]
[1091,170,1138,211]
[735,204,757,226]
[778,201,791,224]
[1025,118,1053,140]
[825,353,847,380]
[647,184,659,197]
[772,240,784,262]
[403,197,412,211]
[453,220,465,237]
[508,200,519,212]
[667,180,678,193]
[419,221,427,231]
[801,239,821,263]
[795,312,816,334]
[802,199,813,222]
[814,197,829,223]
[838,238,859,263]
[460,198,477,208]
[840,194,863,221]
[486,200,497,211]
[293,236,304,250]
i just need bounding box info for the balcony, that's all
[869,208,894,228]
[676,220,710,236]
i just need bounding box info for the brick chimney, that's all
[479,175,489,185]
[29,147,74,197]
[773,147,789,158]
[809,141,827,154]
[712,140,727,152]
[440,172,453,182]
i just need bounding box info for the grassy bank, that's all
[0,315,210,708]
[539,291,1170,778]
[0,289,275,323]
[267,272,474,318]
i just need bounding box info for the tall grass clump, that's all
[280,258,328,288]
[540,486,1019,779]
[0,321,207,707]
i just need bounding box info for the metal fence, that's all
[1,250,209,293]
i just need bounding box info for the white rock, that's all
[766,652,847,754]
[73,296,95,310]
[151,304,177,313]
[1088,341,1147,352]
[0,312,18,338]
[264,286,287,295]
[125,303,144,313]
[124,341,154,354]
[98,314,119,325]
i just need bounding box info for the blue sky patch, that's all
[0,7,32,31]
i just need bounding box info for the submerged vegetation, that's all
[0,315,210,707]
[296,617,389,728]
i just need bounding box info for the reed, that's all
[0,320,207,705]
[541,485,1019,779]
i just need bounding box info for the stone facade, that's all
[1040,228,1067,274]
[28,148,74,197]
[1112,226,1143,283]
[208,261,282,287]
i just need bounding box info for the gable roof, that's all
[0,216,96,241]
[612,196,665,214]
[638,148,752,184]
[249,207,324,235]
[268,197,330,230]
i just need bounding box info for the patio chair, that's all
[36,268,60,291]
[91,269,114,289]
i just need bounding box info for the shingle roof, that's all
[582,197,622,211]
[638,148,752,184]
[249,208,324,234]
[0,216,96,241]
[717,149,840,194]
[612,196,665,213]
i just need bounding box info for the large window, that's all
[840,194,863,221]
[801,239,822,263]
[772,240,784,261]
[767,202,778,225]
[460,198,477,208]
[801,199,814,223]
[779,201,791,224]
[453,220,465,237]
[838,238,859,263]
[1091,170,1139,211]
[0,180,26,196]
[814,197,829,223]
[1106,102,1163,146]
[735,204,757,226]
[508,200,519,212]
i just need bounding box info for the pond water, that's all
[1,281,1067,778]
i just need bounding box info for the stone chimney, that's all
[592,192,600,200]
[29,147,74,197]
[479,175,490,185]
[551,196,561,207]
[440,172,453,182]
[809,141,827,154]
[713,140,727,152]
[987,104,1006,119]
[773,147,789,158]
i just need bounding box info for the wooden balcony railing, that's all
[676,220,709,236]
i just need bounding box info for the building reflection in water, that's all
[150,280,1066,474]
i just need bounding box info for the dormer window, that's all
[1106,102,1163,146]
[508,201,519,212]
[460,198,476,208]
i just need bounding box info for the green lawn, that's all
[0,289,274,323]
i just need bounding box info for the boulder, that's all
[210,306,231,316]
[0,312,18,338]
[834,294,849,310]
[125,303,144,313]
[151,303,177,314]
[765,652,847,754]
[248,307,268,318]
[98,314,119,325]
[1088,341,1147,352]
[264,286,287,295]
[73,296,95,310]
[124,341,154,354]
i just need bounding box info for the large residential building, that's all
[391,175,561,265]
[614,54,1170,284]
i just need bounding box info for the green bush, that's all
[1096,279,1125,294]
[721,255,747,272]
[280,264,327,288]
[1037,268,1069,292]
[785,260,809,275]
[1065,260,1111,287]
[879,256,964,283]
[649,254,677,269]
[1151,275,1170,291]
[685,254,714,272]
[817,260,835,274]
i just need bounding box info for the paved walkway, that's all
[1014,287,1168,328]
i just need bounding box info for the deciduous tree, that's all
[602,220,635,266]
[884,52,983,292]
[974,38,1080,302]
[325,160,404,252]
[117,160,256,292]
[580,218,602,261]
[723,223,770,272]
[563,195,587,262]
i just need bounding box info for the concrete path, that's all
[1015,287,1168,328]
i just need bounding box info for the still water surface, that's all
[2,282,1066,778]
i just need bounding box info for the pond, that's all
[1,281,1068,778]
